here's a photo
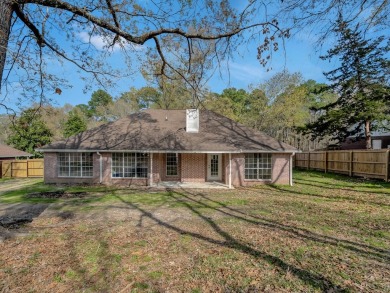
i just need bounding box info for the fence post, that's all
[324,151,328,173]
[385,150,390,182]
[307,152,310,170]
[349,151,353,177]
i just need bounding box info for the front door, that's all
[207,154,222,181]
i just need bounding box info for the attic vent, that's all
[186,109,199,133]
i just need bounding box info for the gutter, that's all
[97,152,103,184]
[36,149,298,154]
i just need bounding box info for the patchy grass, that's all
[0,171,389,292]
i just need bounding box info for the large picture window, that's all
[245,153,272,180]
[166,153,178,176]
[58,153,93,177]
[112,153,148,178]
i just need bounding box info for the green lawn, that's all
[0,170,389,292]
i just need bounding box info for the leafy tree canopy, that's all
[63,110,87,138]
[303,16,390,149]
[0,0,290,110]
[7,108,53,157]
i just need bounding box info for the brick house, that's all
[37,109,297,187]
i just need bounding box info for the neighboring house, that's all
[341,132,390,150]
[37,109,297,187]
[0,143,32,160]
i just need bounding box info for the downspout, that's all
[229,153,232,189]
[289,153,294,186]
[97,152,103,184]
[149,153,153,187]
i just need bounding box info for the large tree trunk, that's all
[365,120,372,149]
[0,0,13,90]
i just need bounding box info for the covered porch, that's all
[149,153,233,188]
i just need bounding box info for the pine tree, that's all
[7,108,53,157]
[304,16,390,149]
[63,111,87,138]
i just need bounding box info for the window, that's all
[112,153,148,178]
[166,153,178,176]
[245,153,272,180]
[58,153,93,177]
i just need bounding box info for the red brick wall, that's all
[43,152,97,184]
[151,153,162,183]
[44,152,291,186]
[154,153,181,182]
[181,153,206,182]
[44,152,147,186]
[102,153,148,186]
[271,154,291,185]
[229,154,245,186]
[225,153,291,186]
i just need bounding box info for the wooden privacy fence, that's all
[0,159,44,178]
[294,150,390,182]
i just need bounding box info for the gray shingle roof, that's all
[39,109,296,153]
[0,143,32,158]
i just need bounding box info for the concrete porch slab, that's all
[151,181,232,189]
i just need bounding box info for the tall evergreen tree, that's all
[88,89,113,121]
[7,108,53,157]
[63,111,87,138]
[304,16,389,149]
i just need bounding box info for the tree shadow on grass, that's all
[112,191,348,292]
[294,170,390,191]
[185,188,390,262]
[294,177,390,196]
[266,184,390,208]
[61,225,122,292]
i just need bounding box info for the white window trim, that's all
[166,153,179,176]
[244,153,272,180]
[58,152,93,178]
[111,153,148,179]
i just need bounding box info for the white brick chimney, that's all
[186,109,199,133]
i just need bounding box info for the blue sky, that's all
[46,31,333,108]
[2,0,386,111]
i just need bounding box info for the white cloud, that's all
[228,61,264,82]
[78,31,145,52]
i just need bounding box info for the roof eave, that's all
[36,148,297,154]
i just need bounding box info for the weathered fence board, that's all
[295,150,390,182]
[0,159,44,178]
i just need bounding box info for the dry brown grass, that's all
[0,171,389,292]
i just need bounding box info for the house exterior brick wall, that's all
[271,153,291,185]
[102,153,148,186]
[151,153,162,183]
[44,152,147,186]
[155,153,181,182]
[226,153,291,186]
[43,152,97,184]
[44,152,291,186]
[181,153,206,182]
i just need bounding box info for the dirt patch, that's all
[26,191,88,199]
[0,203,48,230]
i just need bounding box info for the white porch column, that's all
[229,153,232,188]
[149,153,153,186]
